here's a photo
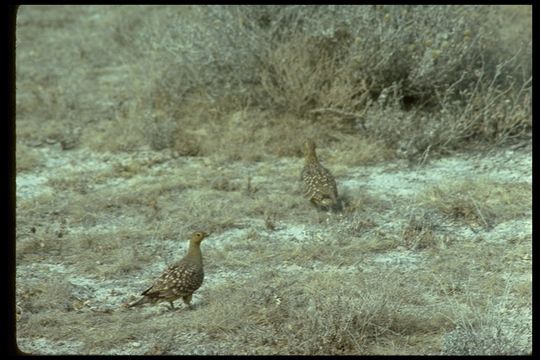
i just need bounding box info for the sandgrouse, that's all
[128,231,209,310]
[301,139,338,209]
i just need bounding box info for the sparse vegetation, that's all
[17,5,531,162]
[16,5,530,355]
[419,178,531,229]
[16,144,43,172]
[101,5,531,160]
[441,276,532,355]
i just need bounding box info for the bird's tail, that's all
[320,198,335,207]
[127,296,150,308]
[321,196,343,212]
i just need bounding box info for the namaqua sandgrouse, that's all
[301,139,338,209]
[129,231,209,310]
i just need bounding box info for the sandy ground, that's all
[15,143,531,354]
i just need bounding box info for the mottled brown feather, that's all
[301,139,338,208]
[129,231,208,309]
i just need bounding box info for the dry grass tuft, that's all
[442,277,532,355]
[16,144,43,172]
[193,270,440,355]
[400,209,441,250]
[419,179,531,229]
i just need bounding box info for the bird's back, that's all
[301,161,338,207]
[142,259,204,300]
[128,231,209,309]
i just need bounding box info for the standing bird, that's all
[301,139,338,210]
[128,231,209,310]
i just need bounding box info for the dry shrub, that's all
[87,6,525,156]
[179,108,339,161]
[331,135,393,166]
[18,6,531,156]
[442,277,531,355]
[442,309,531,355]
[277,275,400,354]
[259,31,355,117]
[195,270,419,355]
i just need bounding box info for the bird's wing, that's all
[303,164,337,199]
[140,264,178,296]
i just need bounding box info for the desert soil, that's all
[15,143,532,354]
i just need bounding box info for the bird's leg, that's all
[182,294,193,309]
[168,301,176,310]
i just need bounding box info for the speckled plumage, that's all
[301,139,338,209]
[129,231,208,310]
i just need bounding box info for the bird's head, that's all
[304,138,316,153]
[191,231,209,244]
[303,138,318,161]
